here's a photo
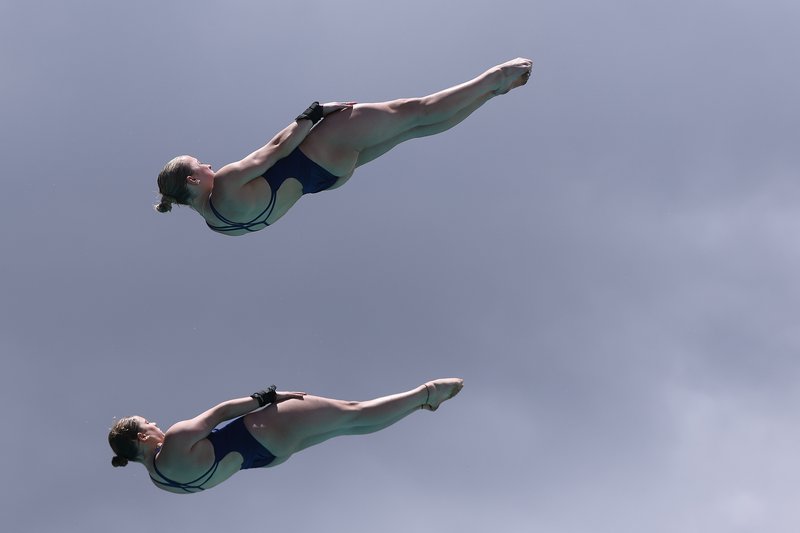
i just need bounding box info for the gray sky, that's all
[2,0,799,531]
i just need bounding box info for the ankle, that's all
[420,383,432,410]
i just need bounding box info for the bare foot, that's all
[422,378,464,411]
[492,57,533,95]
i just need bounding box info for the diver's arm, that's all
[167,397,261,443]
[214,102,354,190]
[213,120,314,189]
[165,391,307,446]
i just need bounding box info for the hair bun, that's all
[154,195,175,213]
[111,455,129,467]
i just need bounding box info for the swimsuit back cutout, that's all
[206,148,338,234]
[149,417,276,493]
[150,446,220,493]
[206,186,276,233]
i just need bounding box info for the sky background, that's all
[2,0,799,531]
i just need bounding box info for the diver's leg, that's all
[290,378,465,451]
[300,59,532,176]
[246,379,464,456]
[354,91,494,168]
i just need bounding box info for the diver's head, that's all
[108,416,164,467]
[154,155,214,213]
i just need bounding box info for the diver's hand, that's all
[274,391,307,403]
[322,102,356,116]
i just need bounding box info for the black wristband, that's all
[295,101,324,125]
[251,385,277,407]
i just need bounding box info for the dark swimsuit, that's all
[150,416,277,493]
[206,147,339,233]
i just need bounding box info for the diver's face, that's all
[188,157,214,180]
[135,416,164,441]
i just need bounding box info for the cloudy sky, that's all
[2,0,799,531]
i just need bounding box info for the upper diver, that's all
[154,58,533,235]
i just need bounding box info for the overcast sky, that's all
[2,1,800,532]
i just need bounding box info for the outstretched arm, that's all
[213,120,314,189]
[213,102,355,190]
[164,390,306,450]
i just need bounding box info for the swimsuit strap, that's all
[205,187,277,233]
[150,446,220,493]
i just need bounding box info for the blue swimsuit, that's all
[150,417,277,493]
[206,147,339,233]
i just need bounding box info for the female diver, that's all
[155,58,532,235]
[109,378,464,493]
